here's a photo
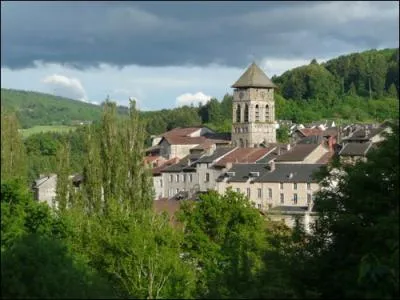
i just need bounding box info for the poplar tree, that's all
[55,142,71,211]
[0,112,27,182]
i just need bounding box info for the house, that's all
[216,162,324,231]
[149,126,231,159]
[274,143,329,164]
[32,174,58,208]
[338,142,376,164]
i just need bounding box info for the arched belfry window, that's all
[265,104,269,122]
[244,104,249,123]
[255,104,259,121]
[236,104,241,123]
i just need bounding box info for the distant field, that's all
[20,125,77,137]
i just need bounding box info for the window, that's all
[160,179,163,188]
[236,104,241,123]
[265,104,270,121]
[189,174,193,182]
[244,104,249,122]
[247,188,251,198]
[176,174,179,182]
[176,188,179,194]
[307,183,311,190]
[205,173,210,182]
[255,104,259,121]
[183,174,186,182]
[280,182,284,189]
[294,183,297,190]
[268,188,272,198]
[307,193,312,204]
[258,188,262,198]
[280,193,284,204]
[257,204,262,209]
[293,193,298,204]
[236,188,240,193]
[170,175,173,183]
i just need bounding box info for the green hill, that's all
[272,48,399,101]
[1,89,104,128]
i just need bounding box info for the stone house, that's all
[32,174,58,208]
[149,127,231,159]
[216,162,324,230]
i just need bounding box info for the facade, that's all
[32,174,58,208]
[231,63,277,147]
[216,163,322,211]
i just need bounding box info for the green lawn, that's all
[20,125,77,137]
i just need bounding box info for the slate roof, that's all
[218,163,324,183]
[268,206,309,213]
[152,158,180,175]
[214,146,276,167]
[297,135,324,145]
[161,153,203,173]
[275,144,320,162]
[232,62,277,89]
[195,147,236,164]
[343,127,384,142]
[339,142,373,157]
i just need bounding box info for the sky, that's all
[1,1,398,110]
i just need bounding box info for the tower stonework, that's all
[231,62,277,148]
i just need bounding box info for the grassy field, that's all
[20,125,77,138]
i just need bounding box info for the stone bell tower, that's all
[231,62,277,148]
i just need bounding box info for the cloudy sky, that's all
[1,1,398,110]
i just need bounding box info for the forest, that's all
[1,98,399,299]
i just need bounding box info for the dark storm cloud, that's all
[1,1,398,70]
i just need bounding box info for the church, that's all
[231,62,278,148]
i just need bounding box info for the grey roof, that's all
[298,135,324,145]
[162,153,203,173]
[343,127,384,142]
[269,206,309,213]
[275,144,320,162]
[339,142,373,157]
[218,163,324,183]
[195,147,236,164]
[232,62,277,89]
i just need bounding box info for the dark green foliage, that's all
[294,125,399,299]
[1,234,114,299]
[277,125,290,143]
[177,190,269,298]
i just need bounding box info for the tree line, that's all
[1,104,398,298]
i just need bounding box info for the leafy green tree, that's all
[84,207,196,299]
[295,125,399,298]
[1,113,27,182]
[277,125,290,143]
[1,233,114,299]
[177,190,268,298]
[55,142,71,211]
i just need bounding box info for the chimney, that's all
[364,126,370,138]
[269,160,275,172]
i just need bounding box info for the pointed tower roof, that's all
[232,62,277,89]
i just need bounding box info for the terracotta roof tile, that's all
[215,146,275,167]
[298,128,324,137]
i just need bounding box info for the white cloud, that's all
[176,92,211,107]
[42,74,88,101]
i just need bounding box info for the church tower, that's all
[231,62,277,148]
